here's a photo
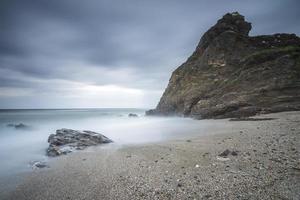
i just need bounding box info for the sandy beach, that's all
[4,111,300,200]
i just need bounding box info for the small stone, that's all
[203,152,209,157]
[31,161,49,169]
[218,149,231,157]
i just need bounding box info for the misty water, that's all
[0,108,231,179]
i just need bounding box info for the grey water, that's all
[0,108,231,180]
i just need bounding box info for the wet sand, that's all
[4,111,300,199]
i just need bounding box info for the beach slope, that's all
[7,111,300,200]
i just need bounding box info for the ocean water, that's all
[0,108,231,179]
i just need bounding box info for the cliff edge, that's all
[147,12,300,119]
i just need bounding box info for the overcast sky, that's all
[0,0,299,109]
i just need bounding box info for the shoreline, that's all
[4,111,300,199]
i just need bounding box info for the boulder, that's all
[46,128,113,157]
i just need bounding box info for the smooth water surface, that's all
[0,108,231,178]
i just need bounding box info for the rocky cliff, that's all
[147,12,300,119]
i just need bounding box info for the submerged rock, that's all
[146,12,300,119]
[7,123,29,130]
[128,113,138,117]
[46,128,113,157]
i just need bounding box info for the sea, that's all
[0,108,231,180]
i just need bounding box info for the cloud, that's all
[0,87,34,97]
[0,0,299,108]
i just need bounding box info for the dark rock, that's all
[7,123,29,130]
[128,113,138,117]
[203,152,209,157]
[145,109,159,116]
[218,149,231,157]
[146,12,300,119]
[231,151,238,156]
[46,128,113,157]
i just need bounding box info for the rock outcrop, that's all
[147,12,300,119]
[47,129,113,157]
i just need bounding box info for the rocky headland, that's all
[147,12,300,119]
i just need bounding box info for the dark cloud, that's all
[0,0,300,108]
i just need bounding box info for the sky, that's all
[0,0,299,109]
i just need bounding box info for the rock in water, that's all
[128,113,138,117]
[46,129,113,157]
[7,123,29,129]
[146,12,300,119]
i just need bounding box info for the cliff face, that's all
[147,12,300,119]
